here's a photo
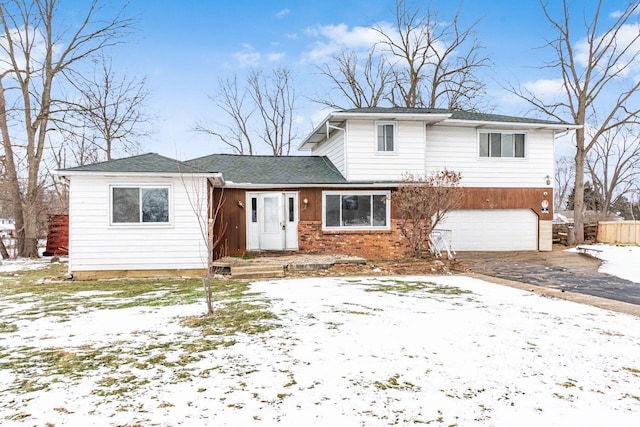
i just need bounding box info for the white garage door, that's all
[438,209,538,251]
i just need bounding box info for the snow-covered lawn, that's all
[0,246,639,426]
[570,244,640,283]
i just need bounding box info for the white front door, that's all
[247,192,298,251]
[260,193,283,250]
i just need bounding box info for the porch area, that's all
[212,253,367,280]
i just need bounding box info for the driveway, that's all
[455,247,640,307]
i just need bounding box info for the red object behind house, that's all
[45,214,69,256]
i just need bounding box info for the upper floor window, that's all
[377,122,395,153]
[479,131,526,158]
[111,185,170,225]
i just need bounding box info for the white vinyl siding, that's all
[68,175,208,272]
[345,119,426,181]
[312,129,346,176]
[425,126,554,188]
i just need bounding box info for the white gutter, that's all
[222,181,400,189]
[328,112,452,121]
[53,170,225,185]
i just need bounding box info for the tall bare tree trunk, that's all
[573,132,586,243]
[0,237,9,259]
[0,77,26,255]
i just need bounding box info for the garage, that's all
[438,209,538,251]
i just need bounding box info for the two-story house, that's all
[57,107,578,279]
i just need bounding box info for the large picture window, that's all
[376,122,395,152]
[479,131,526,158]
[111,186,170,224]
[323,191,390,230]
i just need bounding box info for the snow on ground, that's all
[0,257,53,274]
[0,246,639,426]
[569,244,640,283]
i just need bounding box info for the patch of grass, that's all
[559,379,578,388]
[179,279,278,337]
[1,274,279,399]
[622,393,640,401]
[374,374,421,391]
[624,367,640,377]
[365,279,472,297]
[0,261,67,286]
[0,321,18,333]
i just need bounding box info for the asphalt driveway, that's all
[455,247,640,307]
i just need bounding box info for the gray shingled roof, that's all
[60,153,189,173]
[186,154,347,184]
[339,107,570,125]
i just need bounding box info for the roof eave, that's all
[442,119,582,130]
[223,181,398,189]
[53,170,224,181]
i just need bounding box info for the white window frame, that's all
[109,184,173,227]
[375,121,397,154]
[478,130,527,159]
[322,190,391,231]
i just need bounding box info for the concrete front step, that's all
[230,264,284,279]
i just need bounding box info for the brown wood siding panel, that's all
[459,187,553,219]
[214,187,247,257]
[299,188,323,221]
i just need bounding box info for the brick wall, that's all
[298,220,413,259]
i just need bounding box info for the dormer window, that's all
[376,122,396,153]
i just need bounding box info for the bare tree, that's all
[586,126,640,217]
[195,75,255,155]
[509,0,640,244]
[374,0,489,109]
[248,67,297,156]
[313,48,393,109]
[180,164,227,315]
[555,155,575,211]
[0,0,134,257]
[196,67,298,156]
[393,170,463,258]
[69,56,150,160]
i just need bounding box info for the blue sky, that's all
[72,0,628,159]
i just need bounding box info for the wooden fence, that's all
[597,221,640,244]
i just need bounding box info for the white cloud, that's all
[523,78,565,102]
[302,22,391,63]
[268,52,285,62]
[609,10,624,19]
[301,20,450,65]
[233,44,260,67]
[575,23,640,78]
[285,33,298,39]
[275,8,290,19]
[491,78,566,110]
